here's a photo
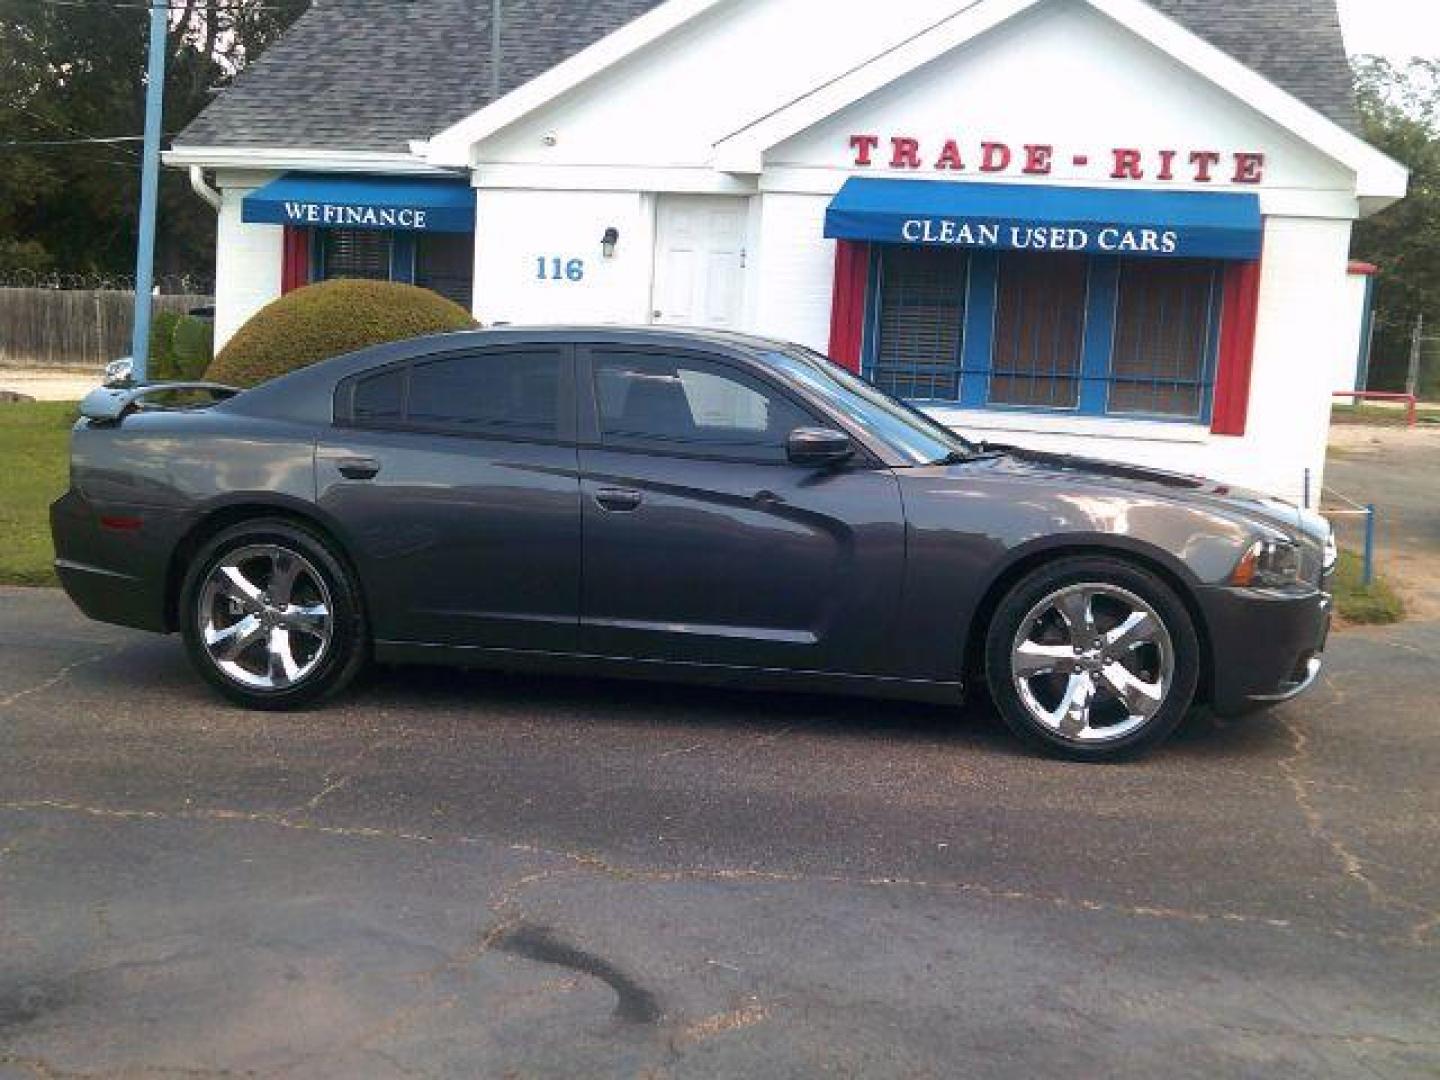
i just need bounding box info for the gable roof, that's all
[175,0,1357,155]
[706,0,1403,204]
[174,0,668,152]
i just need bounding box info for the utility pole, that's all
[1405,313,1424,400]
[129,0,168,384]
[490,0,502,101]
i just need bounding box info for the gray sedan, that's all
[51,328,1333,759]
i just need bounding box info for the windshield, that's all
[764,347,976,466]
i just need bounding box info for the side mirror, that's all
[787,427,854,467]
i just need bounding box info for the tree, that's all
[1350,56,1440,391]
[0,0,307,281]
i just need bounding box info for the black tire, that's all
[983,556,1200,761]
[180,518,367,709]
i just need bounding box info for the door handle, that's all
[594,487,643,512]
[336,456,381,480]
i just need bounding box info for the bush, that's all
[148,310,182,380]
[171,314,214,379]
[207,279,478,388]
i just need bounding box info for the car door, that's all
[577,344,906,673]
[317,343,581,650]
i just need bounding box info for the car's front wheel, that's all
[984,556,1200,760]
[181,519,366,709]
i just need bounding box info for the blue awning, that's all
[242,173,475,233]
[824,178,1261,260]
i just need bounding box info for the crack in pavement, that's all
[2,796,1425,949]
[294,726,415,813]
[0,648,122,711]
[1276,682,1438,945]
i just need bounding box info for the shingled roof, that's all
[175,0,1358,153]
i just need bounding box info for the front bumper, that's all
[1197,583,1331,716]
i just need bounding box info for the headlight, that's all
[1323,528,1338,576]
[1231,539,1302,588]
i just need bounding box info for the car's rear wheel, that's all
[984,556,1199,760]
[181,519,366,709]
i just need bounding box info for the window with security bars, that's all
[870,245,967,400]
[1109,259,1220,418]
[416,233,475,308]
[320,229,391,281]
[989,251,1089,409]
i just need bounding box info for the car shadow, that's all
[348,661,1293,764]
[356,660,1025,754]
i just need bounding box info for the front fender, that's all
[889,469,1256,682]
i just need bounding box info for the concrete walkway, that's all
[0,367,96,403]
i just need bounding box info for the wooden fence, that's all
[0,288,212,369]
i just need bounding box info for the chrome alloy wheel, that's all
[1010,582,1175,743]
[196,545,333,691]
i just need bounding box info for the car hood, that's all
[977,444,1330,545]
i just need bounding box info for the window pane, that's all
[873,246,966,401]
[352,367,405,422]
[321,229,391,281]
[595,352,813,462]
[990,251,1088,409]
[407,350,560,438]
[1109,259,1218,418]
[415,233,475,308]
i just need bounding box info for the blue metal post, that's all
[128,0,168,384]
[1363,504,1376,587]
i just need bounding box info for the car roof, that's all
[224,324,807,423]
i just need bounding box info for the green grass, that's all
[1332,549,1406,625]
[0,401,75,586]
[1331,403,1440,426]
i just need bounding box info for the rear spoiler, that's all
[78,382,241,424]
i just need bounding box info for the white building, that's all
[166,0,1407,504]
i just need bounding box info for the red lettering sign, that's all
[849,134,879,167]
[1190,150,1221,182]
[980,142,1012,173]
[890,137,922,169]
[935,139,965,171]
[1111,148,1143,180]
[844,135,1268,186]
[1023,144,1053,176]
[1232,152,1265,184]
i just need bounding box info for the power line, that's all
[9,100,142,158]
[0,134,177,147]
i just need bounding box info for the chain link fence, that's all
[0,271,214,370]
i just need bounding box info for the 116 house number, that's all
[536,256,585,282]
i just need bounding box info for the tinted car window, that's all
[344,350,563,439]
[351,367,405,423]
[407,350,561,438]
[594,351,814,462]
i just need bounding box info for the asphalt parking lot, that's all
[1,587,1437,1078]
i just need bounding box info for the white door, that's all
[652,196,747,328]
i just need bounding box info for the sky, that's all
[1337,0,1440,61]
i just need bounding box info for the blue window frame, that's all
[862,245,1223,422]
[866,244,968,401]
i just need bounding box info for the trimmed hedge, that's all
[207,279,478,388]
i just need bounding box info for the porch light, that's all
[601,227,620,258]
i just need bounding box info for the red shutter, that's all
[281,226,311,294]
[828,240,869,373]
[1210,260,1261,436]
